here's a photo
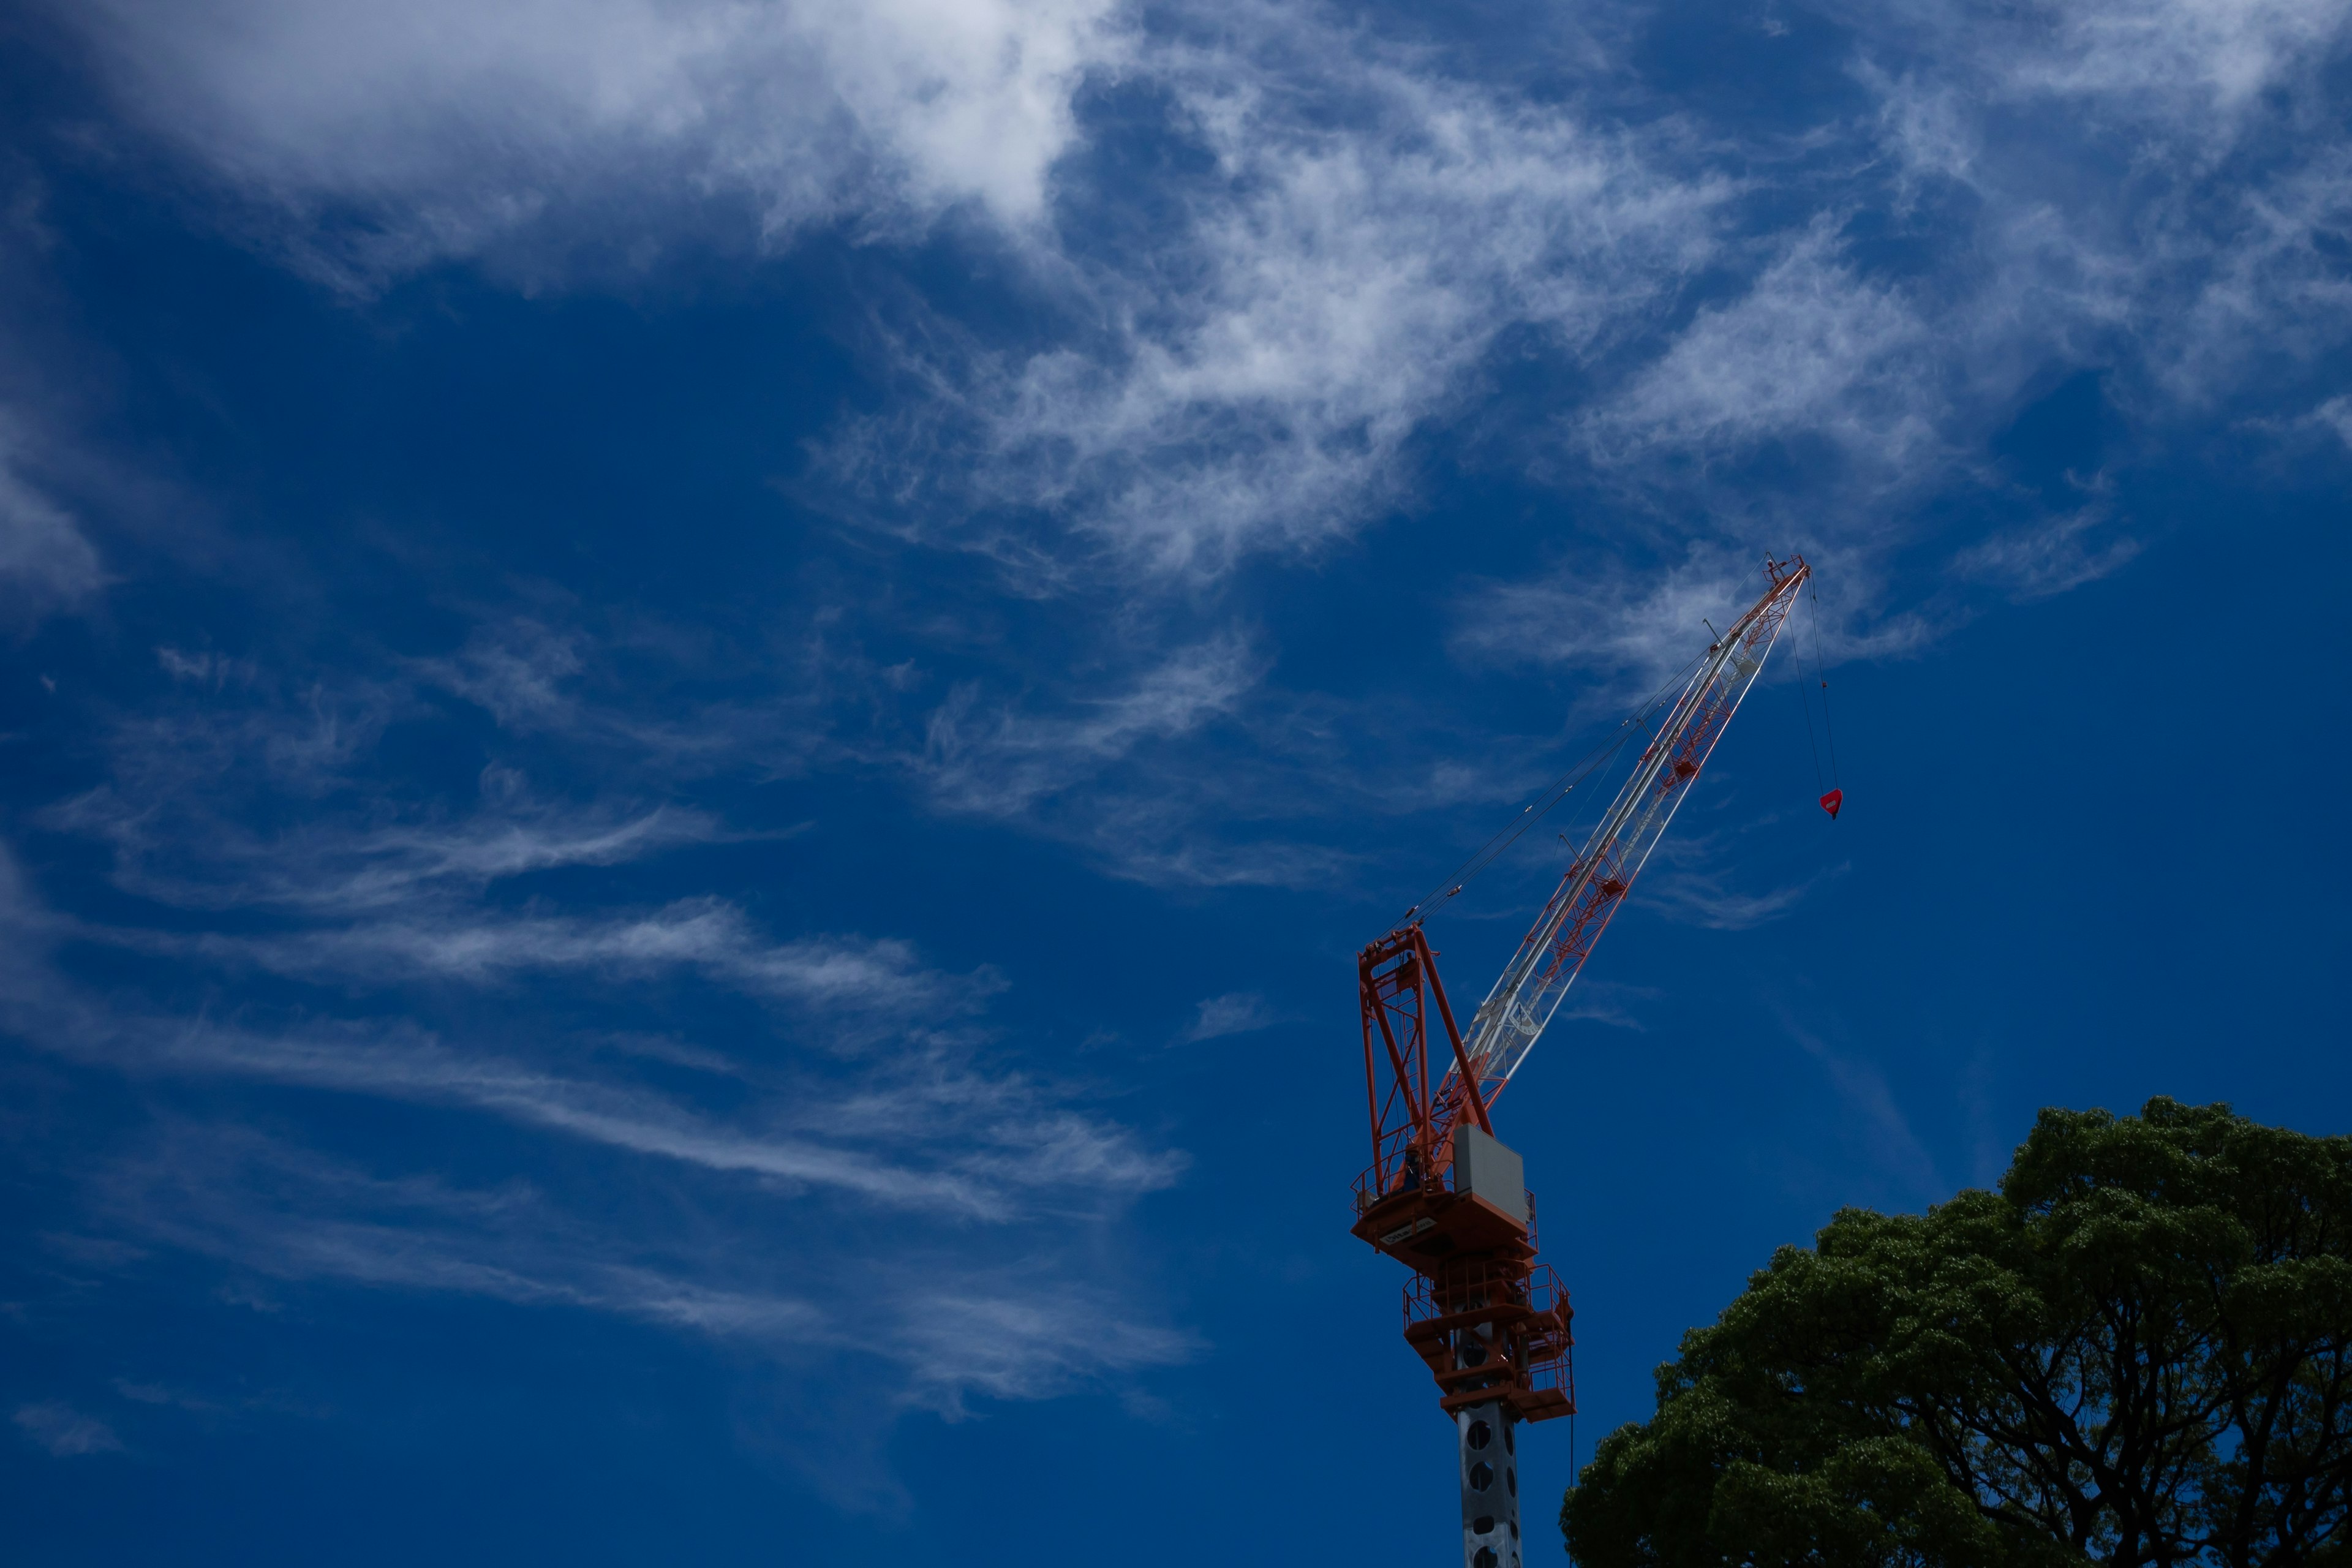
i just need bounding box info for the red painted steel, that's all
[1349,557,1814,1424]
[1351,928,1572,1422]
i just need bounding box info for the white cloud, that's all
[897,636,1406,888]
[2314,394,2352,449]
[418,618,586,729]
[2158,148,2352,399]
[1787,1019,1947,1206]
[55,784,720,915]
[12,1402,123,1457]
[1548,978,1658,1033]
[1966,0,2347,117]
[46,0,2352,649]
[42,658,736,911]
[0,822,1192,1439]
[812,0,2352,597]
[307,807,690,897]
[824,21,1730,578]
[159,900,1005,1023]
[0,815,1175,1219]
[1179,990,1274,1042]
[1453,554,1766,691]
[28,960,1174,1219]
[59,1,1716,580]
[1953,503,2141,600]
[0,420,105,625]
[156,646,258,688]
[896,1281,1196,1414]
[1577,221,1942,474]
[919,636,1259,817]
[92,1123,1188,1426]
[62,0,1128,288]
[1642,862,1844,932]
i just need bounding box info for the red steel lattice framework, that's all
[1349,557,1814,1433]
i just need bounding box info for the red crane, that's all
[1349,557,1814,1568]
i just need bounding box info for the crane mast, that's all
[1349,557,1812,1568]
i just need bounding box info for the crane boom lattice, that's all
[1458,556,1812,1093]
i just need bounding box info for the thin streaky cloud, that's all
[918,636,1261,818]
[1785,1020,1946,1207]
[1179,992,1275,1044]
[133,903,1008,1020]
[1641,866,1845,933]
[0,845,1182,1222]
[91,1122,1188,1422]
[48,778,724,914]
[0,418,107,626]
[12,1401,124,1457]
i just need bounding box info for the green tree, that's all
[1562,1099,2352,1567]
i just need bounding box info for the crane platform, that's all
[1351,1182,1532,1268]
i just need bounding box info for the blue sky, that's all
[2,0,2349,1561]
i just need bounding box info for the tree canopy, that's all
[1562,1099,2352,1567]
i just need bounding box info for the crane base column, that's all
[1457,1400,1522,1568]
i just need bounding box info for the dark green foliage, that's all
[1562,1099,2352,1567]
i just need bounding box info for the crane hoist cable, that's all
[1792,573,1844,819]
[1807,575,1842,818]
[1794,598,1827,790]
[1400,660,1697,929]
[1403,560,1811,925]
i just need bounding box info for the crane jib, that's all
[1452,562,1809,1093]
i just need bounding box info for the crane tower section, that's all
[1348,557,1812,1568]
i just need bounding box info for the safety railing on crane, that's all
[1401,1260,1574,1409]
[1402,1260,1566,1333]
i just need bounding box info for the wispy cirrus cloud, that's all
[139,900,1006,1023]
[5,611,1194,1438]
[92,1122,1190,1422]
[32,0,2352,647]
[1785,1018,1947,1207]
[0,175,110,630]
[1642,861,1847,932]
[29,0,2351,780]
[0,421,106,627]
[0,835,1173,1223]
[818,12,1731,581]
[1577,221,1944,478]
[58,0,1131,291]
[43,646,738,910]
[4,595,1202,1439]
[1953,500,2142,601]
[1453,555,1771,693]
[3,855,1189,1454]
[414,617,587,730]
[12,1401,124,1457]
[808,0,2352,618]
[919,636,1262,818]
[1178,990,1275,1043]
[51,782,722,916]
[1866,0,2348,123]
[2313,394,2352,450]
